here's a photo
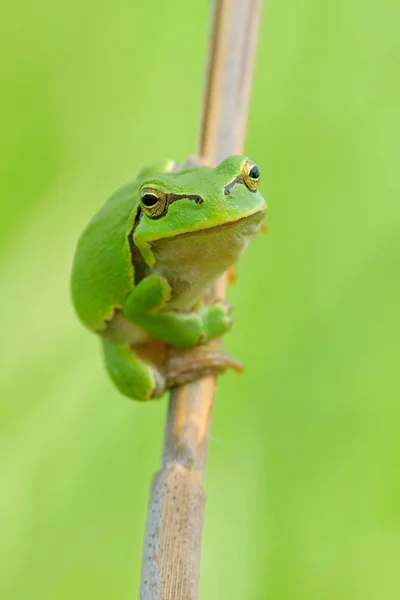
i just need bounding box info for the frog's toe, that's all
[227,264,237,285]
[165,340,243,388]
[200,299,233,341]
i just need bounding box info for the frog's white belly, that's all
[150,212,265,310]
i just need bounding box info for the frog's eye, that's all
[242,160,260,192]
[140,187,168,218]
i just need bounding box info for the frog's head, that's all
[133,155,267,266]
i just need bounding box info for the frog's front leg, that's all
[123,274,232,347]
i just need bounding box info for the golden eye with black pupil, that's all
[249,165,260,179]
[242,160,260,191]
[140,187,168,218]
[142,193,158,207]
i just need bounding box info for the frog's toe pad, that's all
[202,299,233,340]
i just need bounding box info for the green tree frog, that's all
[71,155,267,401]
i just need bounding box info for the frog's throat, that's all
[147,210,266,311]
[135,208,266,267]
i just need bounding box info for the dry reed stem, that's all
[140,2,263,598]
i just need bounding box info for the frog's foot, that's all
[102,338,167,400]
[165,339,243,388]
[200,298,233,342]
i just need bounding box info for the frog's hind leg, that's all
[101,339,165,401]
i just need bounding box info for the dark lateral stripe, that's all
[167,193,204,205]
[224,174,244,195]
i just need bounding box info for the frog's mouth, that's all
[155,208,267,241]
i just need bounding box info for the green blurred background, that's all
[1,0,399,598]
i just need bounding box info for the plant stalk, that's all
[140,2,263,598]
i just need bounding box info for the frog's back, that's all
[71,180,140,330]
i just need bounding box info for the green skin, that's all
[71,155,267,400]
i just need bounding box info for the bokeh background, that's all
[1,1,399,598]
